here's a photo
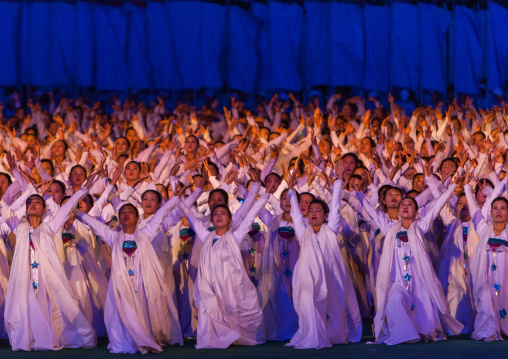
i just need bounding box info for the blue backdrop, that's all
[0,1,507,95]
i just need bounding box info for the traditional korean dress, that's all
[466,183,508,341]
[75,196,183,354]
[287,180,362,349]
[183,194,269,349]
[372,184,463,345]
[4,187,97,351]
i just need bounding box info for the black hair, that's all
[405,189,421,198]
[280,188,298,202]
[342,152,359,165]
[491,197,508,209]
[456,192,466,207]
[142,189,162,204]
[309,199,329,215]
[61,195,71,205]
[439,157,459,172]
[52,180,66,194]
[400,196,419,212]
[289,157,305,174]
[70,165,88,178]
[362,136,376,149]
[209,188,229,206]
[211,204,232,219]
[185,134,199,145]
[412,173,424,185]
[115,136,131,150]
[26,194,46,209]
[472,131,486,140]
[264,173,282,186]
[83,193,94,206]
[126,161,142,171]
[119,203,140,218]
[155,183,168,198]
[41,159,54,173]
[0,172,12,186]
[299,192,316,201]
[54,139,69,152]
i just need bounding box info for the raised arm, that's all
[142,195,179,239]
[328,180,343,235]
[74,210,114,246]
[358,195,392,235]
[232,193,269,244]
[178,201,210,243]
[47,172,99,234]
[464,183,486,232]
[416,182,458,233]
[48,186,86,233]
[231,179,261,227]
[288,189,307,240]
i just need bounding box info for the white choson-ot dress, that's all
[182,193,269,349]
[4,187,97,351]
[465,183,508,341]
[75,195,183,354]
[287,180,362,349]
[371,183,463,345]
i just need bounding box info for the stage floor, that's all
[0,321,505,358]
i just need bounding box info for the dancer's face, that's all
[398,198,417,220]
[384,189,402,209]
[491,200,508,224]
[280,191,291,213]
[299,194,313,217]
[212,207,231,229]
[308,203,327,227]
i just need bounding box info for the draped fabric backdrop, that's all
[0,0,507,96]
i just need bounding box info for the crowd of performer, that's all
[0,91,506,352]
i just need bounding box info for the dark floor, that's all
[0,321,506,358]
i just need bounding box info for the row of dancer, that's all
[0,93,505,352]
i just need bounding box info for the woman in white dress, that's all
[467,179,508,341]
[75,196,183,353]
[4,172,98,351]
[286,160,361,349]
[179,191,269,349]
[370,176,463,345]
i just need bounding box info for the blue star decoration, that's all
[249,247,255,255]
[135,290,138,294]
[492,264,498,271]
[494,283,502,291]
[284,269,292,277]
[32,282,38,289]
[326,314,330,319]
[212,238,219,246]
[128,269,135,276]
[403,273,412,281]
[283,250,289,258]
[403,255,410,262]
[182,253,189,260]
[501,308,507,319]
[411,303,415,311]
[249,266,256,274]
[31,261,39,269]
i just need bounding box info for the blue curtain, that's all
[488,1,508,92]
[420,4,450,92]
[391,3,420,90]
[454,6,485,94]
[330,3,364,87]
[363,5,390,92]
[1,1,508,95]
